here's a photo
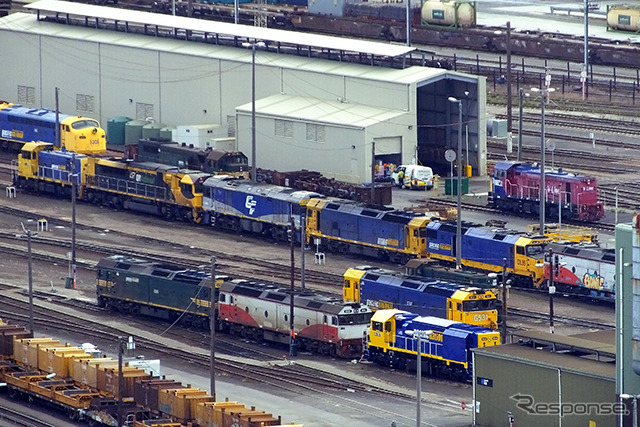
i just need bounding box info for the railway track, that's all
[0,286,432,403]
[0,404,58,427]
[496,112,640,136]
[0,203,344,293]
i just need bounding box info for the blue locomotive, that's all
[425,220,548,287]
[0,102,106,154]
[343,266,498,329]
[306,198,434,263]
[201,176,322,241]
[367,309,500,381]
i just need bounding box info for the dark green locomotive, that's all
[96,255,221,329]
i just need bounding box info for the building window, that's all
[135,102,154,121]
[275,119,293,138]
[76,94,95,113]
[306,123,325,143]
[17,86,36,105]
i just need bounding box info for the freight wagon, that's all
[0,319,297,427]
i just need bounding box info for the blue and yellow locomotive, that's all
[367,309,500,381]
[201,176,322,241]
[425,220,549,287]
[343,266,498,329]
[306,198,435,263]
[0,102,106,154]
[15,142,210,222]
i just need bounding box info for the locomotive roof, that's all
[220,280,369,315]
[0,104,71,123]
[125,160,208,176]
[361,269,489,296]
[494,161,595,181]
[206,150,247,161]
[203,176,323,202]
[547,242,615,263]
[97,255,212,285]
[321,199,425,222]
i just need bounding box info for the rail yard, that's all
[1,0,639,425]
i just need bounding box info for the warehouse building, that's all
[0,0,486,183]
[473,331,616,427]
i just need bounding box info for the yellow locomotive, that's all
[15,142,209,222]
[0,102,106,154]
[343,267,499,329]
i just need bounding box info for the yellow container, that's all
[72,358,117,388]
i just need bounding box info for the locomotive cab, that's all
[447,289,498,329]
[369,309,400,348]
[17,142,54,180]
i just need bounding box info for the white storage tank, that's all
[607,5,640,32]
[421,0,476,28]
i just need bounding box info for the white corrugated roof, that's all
[25,0,416,58]
[236,93,407,128]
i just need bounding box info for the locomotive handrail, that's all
[86,174,170,201]
[38,165,72,182]
[394,334,442,356]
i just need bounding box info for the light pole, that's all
[531,83,555,237]
[209,256,216,399]
[66,153,77,289]
[117,336,135,427]
[517,89,529,162]
[242,41,266,183]
[494,23,512,134]
[448,97,463,269]
[20,223,37,336]
[408,329,432,427]
[547,249,555,334]
[506,21,512,134]
[583,0,589,101]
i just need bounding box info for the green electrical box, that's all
[444,177,469,195]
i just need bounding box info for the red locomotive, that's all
[489,161,604,222]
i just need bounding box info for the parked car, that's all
[391,165,434,190]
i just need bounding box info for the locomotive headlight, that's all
[92,128,97,134]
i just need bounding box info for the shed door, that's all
[374,137,402,156]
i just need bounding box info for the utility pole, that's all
[24,225,34,336]
[289,216,296,357]
[117,336,135,427]
[501,258,508,344]
[406,0,411,47]
[506,21,512,134]
[517,88,524,161]
[371,140,376,204]
[66,152,77,289]
[300,216,306,290]
[55,87,60,150]
[548,250,556,334]
[209,256,216,398]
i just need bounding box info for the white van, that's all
[391,165,434,190]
